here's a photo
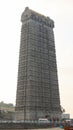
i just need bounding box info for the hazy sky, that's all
[0,0,73,118]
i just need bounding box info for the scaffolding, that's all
[15,7,61,121]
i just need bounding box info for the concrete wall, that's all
[0,122,52,129]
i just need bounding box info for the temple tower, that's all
[15,7,61,121]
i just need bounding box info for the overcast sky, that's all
[0,0,73,118]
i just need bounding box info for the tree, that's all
[61,106,65,113]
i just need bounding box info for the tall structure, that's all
[15,7,61,121]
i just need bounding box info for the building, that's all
[0,102,15,112]
[0,102,15,121]
[15,7,61,121]
[61,114,70,120]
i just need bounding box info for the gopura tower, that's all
[15,7,61,120]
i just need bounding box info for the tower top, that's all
[21,7,54,28]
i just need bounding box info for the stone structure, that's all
[15,7,61,121]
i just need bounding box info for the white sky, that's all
[0,0,73,118]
